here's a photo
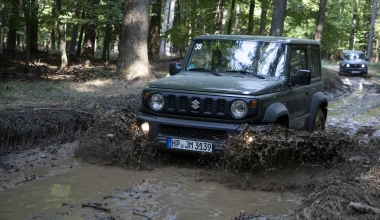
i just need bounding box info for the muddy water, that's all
[0,156,300,219]
[327,76,380,136]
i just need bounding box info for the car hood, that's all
[149,72,284,95]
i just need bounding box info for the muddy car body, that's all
[137,35,328,154]
[339,50,368,76]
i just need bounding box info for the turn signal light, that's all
[249,100,257,108]
[143,92,149,99]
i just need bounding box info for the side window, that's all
[308,48,321,78]
[290,47,307,74]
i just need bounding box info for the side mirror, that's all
[339,57,343,61]
[365,58,370,62]
[290,70,311,86]
[169,62,182,75]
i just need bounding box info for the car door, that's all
[285,45,310,121]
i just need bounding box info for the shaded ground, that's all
[1,53,380,219]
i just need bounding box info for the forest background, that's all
[0,0,379,79]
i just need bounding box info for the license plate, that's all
[167,138,213,153]
[352,71,360,73]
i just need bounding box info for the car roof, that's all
[193,35,320,45]
[342,50,364,54]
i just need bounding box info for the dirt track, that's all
[1,66,380,219]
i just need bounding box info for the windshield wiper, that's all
[225,70,265,79]
[188,68,221,76]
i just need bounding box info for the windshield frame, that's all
[184,39,286,78]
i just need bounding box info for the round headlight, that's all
[361,64,366,68]
[346,64,350,67]
[231,100,248,119]
[149,93,164,111]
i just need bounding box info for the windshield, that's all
[343,52,366,60]
[187,40,286,77]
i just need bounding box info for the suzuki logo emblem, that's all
[191,99,200,110]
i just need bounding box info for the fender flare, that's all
[306,92,328,132]
[262,102,289,124]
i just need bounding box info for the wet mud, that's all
[1,69,380,219]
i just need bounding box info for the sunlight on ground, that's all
[71,79,113,93]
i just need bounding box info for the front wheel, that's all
[313,109,326,131]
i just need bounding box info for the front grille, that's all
[168,95,176,109]
[164,94,227,117]
[179,96,187,110]
[217,99,226,113]
[161,124,227,140]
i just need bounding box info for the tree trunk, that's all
[7,0,19,53]
[247,0,255,35]
[81,1,100,67]
[165,0,177,55]
[22,0,31,71]
[117,0,152,80]
[51,4,56,51]
[76,12,86,57]
[259,0,268,35]
[69,7,80,56]
[227,0,236,34]
[214,0,225,34]
[30,0,38,53]
[314,0,327,42]
[234,4,240,34]
[269,0,287,36]
[376,31,379,62]
[349,0,358,50]
[57,0,67,68]
[102,24,112,61]
[159,0,170,58]
[0,3,4,53]
[149,0,161,59]
[367,0,378,61]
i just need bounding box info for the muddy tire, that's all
[313,109,325,131]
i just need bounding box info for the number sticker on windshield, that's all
[195,43,202,50]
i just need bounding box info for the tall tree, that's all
[76,12,86,57]
[81,0,100,67]
[7,0,19,53]
[30,0,38,53]
[259,0,268,35]
[69,7,81,57]
[159,0,170,58]
[149,0,161,59]
[269,0,287,36]
[367,0,378,61]
[214,0,225,34]
[314,0,327,42]
[102,24,112,62]
[247,0,255,35]
[227,0,236,34]
[165,0,177,55]
[57,0,67,68]
[349,0,358,50]
[117,0,152,79]
[0,3,4,53]
[22,0,31,71]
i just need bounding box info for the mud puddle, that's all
[0,143,300,219]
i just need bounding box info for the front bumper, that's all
[341,68,367,75]
[137,112,269,154]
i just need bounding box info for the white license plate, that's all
[167,138,213,153]
[352,71,360,73]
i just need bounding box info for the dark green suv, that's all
[137,35,328,154]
